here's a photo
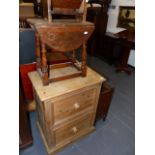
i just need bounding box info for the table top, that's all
[28,66,106,101]
[27,18,95,52]
[115,29,135,43]
[27,18,94,28]
[106,29,135,43]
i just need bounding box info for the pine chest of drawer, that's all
[28,67,105,155]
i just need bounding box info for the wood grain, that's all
[29,66,105,154]
[53,87,96,123]
[37,23,94,52]
[27,17,94,85]
[55,112,93,144]
[28,67,105,101]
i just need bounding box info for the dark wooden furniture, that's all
[19,79,33,149]
[115,29,135,74]
[27,0,94,85]
[96,29,135,69]
[41,0,86,21]
[96,82,114,121]
[22,0,34,2]
[86,0,112,56]
[27,19,94,85]
[97,32,123,65]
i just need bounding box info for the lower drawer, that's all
[54,112,93,145]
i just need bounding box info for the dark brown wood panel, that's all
[96,82,114,121]
[37,24,94,52]
[52,0,83,9]
[86,2,111,56]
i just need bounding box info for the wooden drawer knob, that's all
[73,102,80,110]
[72,126,78,133]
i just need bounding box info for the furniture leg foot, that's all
[116,67,131,75]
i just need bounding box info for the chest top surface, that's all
[28,67,106,101]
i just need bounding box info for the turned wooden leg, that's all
[81,44,87,77]
[83,0,87,22]
[116,41,131,75]
[35,33,41,69]
[41,43,49,85]
[47,0,52,23]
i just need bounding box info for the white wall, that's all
[106,0,135,67]
[107,0,135,33]
[128,49,135,67]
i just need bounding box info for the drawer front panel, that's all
[53,88,97,123]
[55,112,93,145]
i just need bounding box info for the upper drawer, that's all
[53,87,97,124]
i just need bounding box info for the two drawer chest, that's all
[28,66,106,154]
